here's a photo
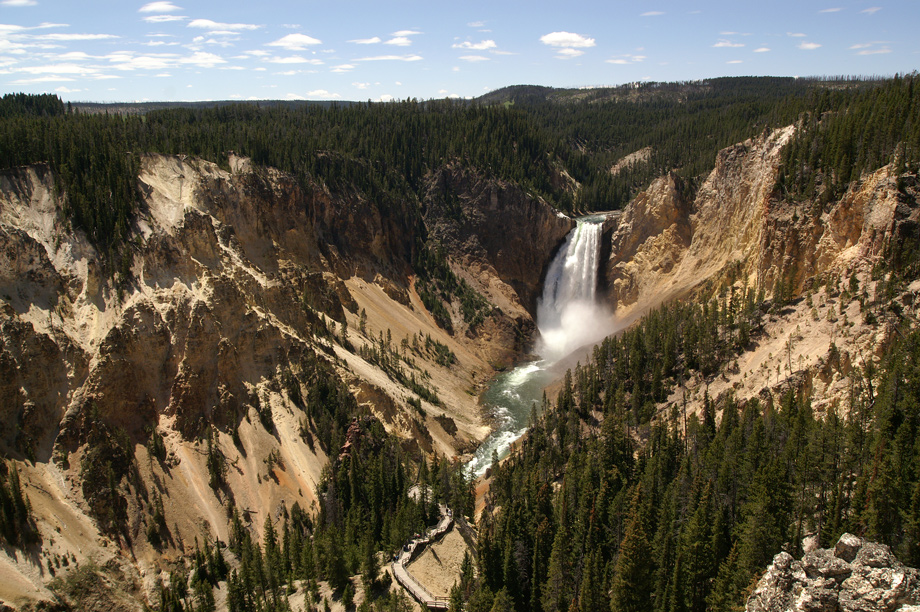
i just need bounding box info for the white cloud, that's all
[557,48,584,58]
[266,55,323,64]
[539,31,595,48]
[331,63,354,72]
[144,40,179,47]
[12,75,76,83]
[819,7,842,12]
[2,0,37,6]
[392,30,420,36]
[713,40,744,48]
[727,60,743,64]
[34,33,119,41]
[861,6,881,14]
[266,33,321,50]
[143,15,186,23]
[467,21,484,28]
[641,11,664,16]
[139,1,181,12]
[306,89,339,98]
[798,42,821,50]
[384,36,412,46]
[178,51,225,67]
[354,54,422,61]
[20,62,97,74]
[459,55,489,62]
[605,54,646,65]
[452,40,496,50]
[54,86,81,92]
[353,81,370,89]
[787,32,807,37]
[857,46,891,55]
[188,19,260,31]
[349,37,380,44]
[285,92,306,100]
[754,47,771,52]
[378,94,394,102]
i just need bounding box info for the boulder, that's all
[747,535,920,612]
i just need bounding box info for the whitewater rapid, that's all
[465,214,614,478]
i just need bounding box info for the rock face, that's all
[423,163,574,318]
[747,534,920,612]
[0,154,569,606]
[602,126,919,321]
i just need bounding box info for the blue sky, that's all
[0,0,915,102]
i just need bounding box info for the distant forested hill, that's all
[0,75,916,264]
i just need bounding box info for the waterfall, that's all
[536,218,608,362]
[465,215,612,478]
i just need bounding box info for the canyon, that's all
[0,116,917,610]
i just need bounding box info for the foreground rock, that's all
[747,534,920,612]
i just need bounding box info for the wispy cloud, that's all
[139,1,181,12]
[727,60,743,64]
[860,6,881,14]
[754,47,771,53]
[819,7,842,12]
[143,15,186,23]
[352,82,370,90]
[787,32,807,37]
[392,30,421,37]
[557,48,584,58]
[459,55,489,62]
[266,55,323,64]
[2,0,37,6]
[354,54,422,62]
[349,37,381,45]
[798,41,822,50]
[641,11,664,16]
[606,54,646,65]
[178,51,226,67]
[331,64,354,73]
[34,33,119,41]
[851,42,891,55]
[452,40,496,51]
[384,36,412,46]
[187,19,260,31]
[467,21,485,28]
[266,33,321,50]
[713,40,744,48]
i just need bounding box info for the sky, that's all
[0,0,916,103]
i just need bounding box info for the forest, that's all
[1,74,919,611]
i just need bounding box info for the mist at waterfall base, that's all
[465,217,616,478]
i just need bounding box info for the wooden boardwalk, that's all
[391,497,454,610]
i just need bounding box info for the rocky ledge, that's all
[747,534,920,612]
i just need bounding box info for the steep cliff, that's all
[601,125,920,419]
[0,154,568,608]
[423,162,574,322]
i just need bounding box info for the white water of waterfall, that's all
[465,215,614,478]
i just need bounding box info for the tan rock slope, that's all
[0,154,570,608]
[601,126,920,418]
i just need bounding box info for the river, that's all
[465,214,614,478]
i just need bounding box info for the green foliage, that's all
[79,407,136,538]
[465,310,920,612]
[0,460,37,547]
[415,240,491,332]
[777,74,920,207]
